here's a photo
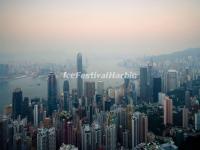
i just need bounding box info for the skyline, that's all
[0,0,200,62]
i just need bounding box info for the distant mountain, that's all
[153,48,200,61]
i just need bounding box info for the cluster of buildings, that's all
[1,53,200,150]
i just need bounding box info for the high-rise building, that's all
[84,81,95,105]
[63,80,70,111]
[182,107,189,129]
[64,121,74,145]
[12,88,23,119]
[164,97,173,126]
[92,123,102,150]
[167,70,178,92]
[48,127,56,150]
[96,81,104,96]
[105,124,116,150]
[185,90,191,109]
[77,53,83,98]
[153,77,162,103]
[158,92,166,105]
[37,128,48,150]
[147,63,153,101]
[22,97,30,120]
[140,67,148,101]
[132,112,148,149]
[37,127,56,150]
[34,104,39,127]
[195,111,200,131]
[132,114,139,149]
[48,73,57,116]
[81,124,92,150]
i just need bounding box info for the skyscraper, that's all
[77,52,83,98]
[12,88,23,119]
[140,67,148,102]
[185,90,191,109]
[84,81,95,105]
[92,123,102,150]
[37,127,56,150]
[132,114,139,149]
[63,80,70,111]
[167,70,178,92]
[48,73,57,116]
[81,124,92,150]
[34,104,38,127]
[182,107,189,129]
[132,112,148,149]
[164,97,173,126]
[96,81,104,96]
[105,124,116,150]
[153,77,162,103]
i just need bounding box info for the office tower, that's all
[195,111,200,130]
[77,52,83,98]
[182,107,189,129]
[37,128,48,150]
[105,124,116,150]
[37,127,56,150]
[34,105,39,127]
[153,77,162,103]
[84,81,95,105]
[140,67,148,101]
[164,97,173,126]
[185,90,191,109]
[158,92,166,105]
[48,127,56,150]
[167,70,178,92]
[22,97,30,120]
[48,72,57,116]
[147,63,153,101]
[81,124,92,150]
[64,121,74,145]
[12,88,23,119]
[63,80,70,111]
[92,123,102,150]
[132,112,148,149]
[140,114,148,143]
[132,114,139,149]
[96,81,104,96]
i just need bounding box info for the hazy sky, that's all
[0,0,200,62]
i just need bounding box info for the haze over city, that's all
[0,0,200,63]
[1,1,200,150]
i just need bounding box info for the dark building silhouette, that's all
[63,80,70,111]
[48,72,57,116]
[84,81,95,105]
[153,77,162,103]
[12,88,23,119]
[77,52,83,98]
[140,67,148,102]
[22,97,30,120]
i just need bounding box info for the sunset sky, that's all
[0,0,200,61]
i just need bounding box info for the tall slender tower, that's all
[140,67,148,102]
[77,53,83,98]
[48,72,57,116]
[34,104,38,127]
[63,80,70,111]
[164,97,173,126]
[12,88,23,119]
[182,106,189,129]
